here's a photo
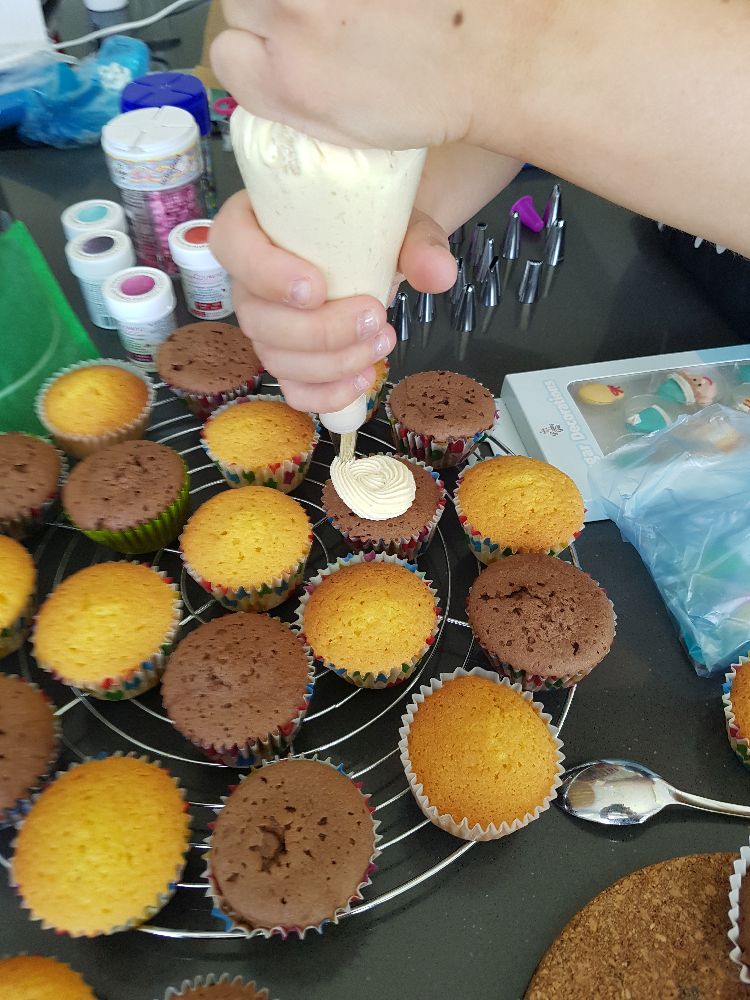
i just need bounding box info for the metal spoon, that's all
[556,758,750,826]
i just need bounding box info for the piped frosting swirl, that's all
[330,454,416,520]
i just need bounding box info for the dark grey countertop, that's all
[1,117,749,1000]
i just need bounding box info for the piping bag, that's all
[230,108,426,501]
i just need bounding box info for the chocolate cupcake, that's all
[162,613,315,766]
[63,439,189,554]
[0,674,59,824]
[207,757,379,938]
[321,456,446,558]
[386,370,495,469]
[157,322,264,419]
[0,432,65,539]
[467,553,616,690]
[164,975,270,1000]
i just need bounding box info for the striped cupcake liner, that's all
[453,469,582,565]
[183,638,316,768]
[165,371,264,421]
[10,752,190,936]
[0,440,68,541]
[326,458,447,560]
[384,391,497,470]
[728,842,750,984]
[364,358,390,423]
[163,974,272,1000]
[201,396,320,494]
[182,551,309,614]
[68,460,190,555]
[469,592,617,692]
[0,593,35,660]
[204,755,381,940]
[294,550,442,689]
[32,567,182,701]
[35,359,155,460]
[1,675,61,826]
[399,667,565,841]
[723,657,750,767]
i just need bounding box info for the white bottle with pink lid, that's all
[102,266,177,370]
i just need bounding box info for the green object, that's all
[0,221,99,435]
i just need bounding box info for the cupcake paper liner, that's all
[32,567,182,701]
[182,550,309,614]
[728,843,750,984]
[723,657,750,767]
[10,752,190,936]
[326,458,448,560]
[0,593,35,660]
[0,443,68,541]
[453,468,583,565]
[1,675,61,826]
[364,359,390,423]
[165,372,265,422]
[204,755,381,940]
[398,666,565,841]
[69,459,190,555]
[163,974,272,1000]
[201,396,320,494]
[471,598,618,692]
[294,550,442,689]
[35,359,155,460]
[194,644,316,768]
[385,390,498,470]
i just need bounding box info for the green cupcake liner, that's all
[72,462,190,555]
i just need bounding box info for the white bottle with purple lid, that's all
[65,230,135,330]
[102,266,177,370]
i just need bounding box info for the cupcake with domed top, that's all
[0,955,97,1000]
[35,359,154,460]
[386,370,496,469]
[0,535,36,659]
[0,432,66,540]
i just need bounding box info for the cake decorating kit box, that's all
[500,344,750,522]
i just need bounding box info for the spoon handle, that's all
[671,786,750,819]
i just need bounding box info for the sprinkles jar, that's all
[102,106,206,275]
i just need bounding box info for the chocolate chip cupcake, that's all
[157,322,264,419]
[321,455,446,558]
[207,757,379,938]
[466,553,616,690]
[386,370,496,469]
[0,674,59,824]
[0,433,65,539]
[162,613,314,766]
[63,439,189,554]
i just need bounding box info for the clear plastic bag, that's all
[590,404,750,676]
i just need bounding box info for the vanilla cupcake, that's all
[201,396,319,493]
[180,487,312,612]
[0,955,97,999]
[36,360,154,459]
[33,562,181,699]
[0,536,36,659]
[455,455,585,563]
[723,654,750,767]
[295,551,441,688]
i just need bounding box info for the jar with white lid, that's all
[102,266,177,370]
[61,200,128,241]
[168,219,233,319]
[64,230,136,330]
[101,106,206,275]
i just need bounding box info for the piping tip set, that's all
[388,181,566,337]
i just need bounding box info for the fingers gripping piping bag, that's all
[230,109,426,517]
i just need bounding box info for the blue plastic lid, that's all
[121,72,211,136]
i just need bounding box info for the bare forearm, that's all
[479,0,750,254]
[415,144,522,235]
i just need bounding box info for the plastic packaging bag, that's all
[0,36,149,147]
[590,404,750,676]
[0,220,99,435]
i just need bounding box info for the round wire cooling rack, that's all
[0,381,579,939]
